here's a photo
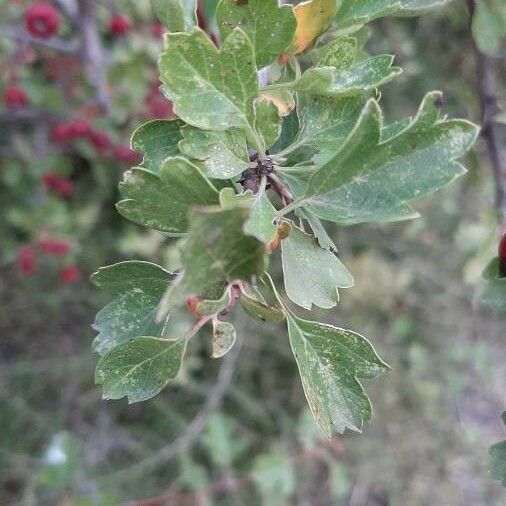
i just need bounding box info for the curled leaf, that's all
[212,320,237,358]
[239,292,285,324]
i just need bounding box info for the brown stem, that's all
[267,174,294,206]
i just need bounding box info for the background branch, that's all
[467,0,506,232]
[111,338,243,483]
[77,0,111,114]
[0,26,78,53]
[121,438,342,506]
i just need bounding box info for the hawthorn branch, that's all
[0,108,62,124]
[467,0,506,231]
[0,26,78,53]
[77,0,111,114]
[110,338,242,483]
[121,437,342,506]
[52,0,78,23]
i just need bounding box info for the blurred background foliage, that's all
[0,0,505,504]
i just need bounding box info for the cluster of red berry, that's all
[41,171,74,198]
[6,2,171,287]
[50,119,142,164]
[23,2,140,39]
[18,239,81,283]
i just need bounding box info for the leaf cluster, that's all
[93,0,478,436]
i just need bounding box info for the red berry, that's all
[42,170,59,189]
[54,178,74,198]
[41,171,74,198]
[3,85,28,108]
[113,145,142,164]
[51,122,71,143]
[18,246,37,276]
[39,239,71,255]
[67,118,91,139]
[147,97,174,119]
[59,265,81,283]
[25,2,61,39]
[88,129,111,153]
[151,21,164,38]
[499,233,506,278]
[109,14,131,36]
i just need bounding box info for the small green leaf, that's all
[150,0,197,32]
[219,187,253,209]
[217,0,297,68]
[177,206,268,299]
[131,120,184,174]
[159,29,259,136]
[95,337,185,403]
[489,440,506,486]
[243,183,277,244]
[287,313,390,435]
[93,293,166,356]
[220,185,276,244]
[212,320,236,358]
[336,0,453,31]
[196,289,232,316]
[296,208,337,251]
[179,126,250,179]
[254,99,282,149]
[91,262,173,355]
[482,257,502,280]
[316,36,358,70]
[117,157,219,234]
[279,165,419,224]
[482,258,506,311]
[294,55,401,96]
[286,93,478,225]
[473,0,505,56]
[292,94,366,163]
[91,261,171,297]
[281,227,353,310]
[239,292,285,324]
[202,413,247,469]
[251,447,295,505]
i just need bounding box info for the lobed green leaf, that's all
[151,0,197,32]
[159,28,259,137]
[217,0,297,68]
[131,120,184,174]
[179,126,250,179]
[336,0,454,31]
[174,206,268,302]
[287,313,390,436]
[117,157,219,234]
[91,261,173,355]
[96,337,186,403]
[281,226,353,310]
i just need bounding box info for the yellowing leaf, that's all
[292,0,338,54]
[259,90,295,117]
